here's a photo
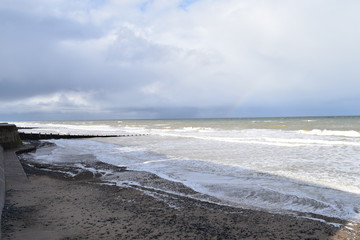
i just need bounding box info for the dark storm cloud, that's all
[0,8,160,103]
[0,9,101,99]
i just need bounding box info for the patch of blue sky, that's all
[138,0,199,12]
[88,0,108,8]
[139,0,154,12]
[178,0,199,10]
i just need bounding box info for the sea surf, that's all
[14,116,360,223]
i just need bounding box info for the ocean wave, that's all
[22,137,360,223]
[150,131,360,147]
[299,129,360,138]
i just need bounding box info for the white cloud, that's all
[0,91,104,113]
[141,81,163,95]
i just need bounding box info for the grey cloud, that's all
[2,0,360,120]
[0,10,157,103]
[0,9,103,97]
[106,28,173,63]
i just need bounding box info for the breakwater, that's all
[18,132,148,140]
[0,145,4,227]
[0,123,21,239]
[0,123,21,238]
[0,123,21,230]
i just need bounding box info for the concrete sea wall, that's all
[0,145,4,240]
[0,145,4,214]
[0,123,22,240]
[0,124,21,150]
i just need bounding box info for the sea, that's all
[12,116,360,223]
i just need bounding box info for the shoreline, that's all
[1,150,360,239]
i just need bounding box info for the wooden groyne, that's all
[19,132,148,140]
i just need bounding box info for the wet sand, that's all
[2,157,360,239]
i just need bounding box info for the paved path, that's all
[3,145,35,189]
[1,145,34,239]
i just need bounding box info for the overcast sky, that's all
[1,0,360,120]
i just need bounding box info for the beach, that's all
[13,118,360,223]
[2,152,359,240]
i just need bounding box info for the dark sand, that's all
[2,155,360,239]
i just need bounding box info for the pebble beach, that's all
[2,151,359,240]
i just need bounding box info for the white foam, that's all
[12,121,128,135]
[300,129,360,138]
[299,216,343,227]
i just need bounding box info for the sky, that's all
[1,0,360,120]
